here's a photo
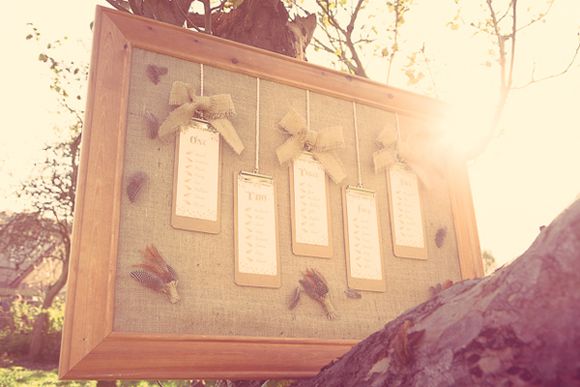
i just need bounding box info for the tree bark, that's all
[28,253,69,361]
[293,200,580,386]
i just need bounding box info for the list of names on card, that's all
[293,153,329,247]
[236,175,278,276]
[175,121,219,221]
[345,188,383,280]
[389,163,425,249]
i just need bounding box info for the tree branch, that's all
[386,0,404,84]
[506,0,517,90]
[105,0,131,13]
[513,41,580,89]
[486,0,506,89]
[516,0,554,32]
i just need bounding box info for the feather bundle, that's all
[146,64,168,85]
[299,269,337,320]
[130,244,180,303]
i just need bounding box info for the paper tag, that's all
[389,163,425,249]
[236,174,278,276]
[174,121,219,221]
[293,153,329,246]
[345,188,383,281]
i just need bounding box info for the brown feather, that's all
[144,110,159,139]
[146,64,168,85]
[140,244,176,282]
[288,287,301,310]
[126,172,147,203]
[345,288,362,299]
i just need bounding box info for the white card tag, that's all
[388,163,425,249]
[236,173,278,276]
[345,188,383,281]
[174,121,220,222]
[293,153,329,246]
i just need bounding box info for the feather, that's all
[299,268,329,301]
[146,64,168,85]
[288,287,301,310]
[344,288,362,299]
[140,244,176,283]
[130,270,164,292]
[130,245,181,303]
[299,268,337,319]
[144,110,159,139]
[435,226,447,248]
[126,172,147,203]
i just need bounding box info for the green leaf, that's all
[25,34,33,40]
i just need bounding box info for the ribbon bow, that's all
[373,125,443,188]
[158,81,244,154]
[372,126,398,174]
[276,109,346,183]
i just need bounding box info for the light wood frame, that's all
[59,6,483,380]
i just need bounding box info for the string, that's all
[200,63,204,96]
[254,77,260,173]
[199,64,204,121]
[353,101,363,187]
[306,89,311,131]
[394,112,401,162]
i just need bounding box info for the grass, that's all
[0,367,201,387]
[0,366,94,387]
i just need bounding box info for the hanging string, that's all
[254,77,261,173]
[394,112,401,162]
[200,63,204,96]
[353,101,363,187]
[306,89,311,131]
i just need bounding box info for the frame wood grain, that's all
[60,6,482,379]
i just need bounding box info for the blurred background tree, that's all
[0,26,87,361]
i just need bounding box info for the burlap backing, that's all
[113,48,461,340]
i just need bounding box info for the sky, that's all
[0,0,578,268]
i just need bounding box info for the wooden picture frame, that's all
[289,153,334,258]
[59,6,483,380]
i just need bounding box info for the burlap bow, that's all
[373,126,443,188]
[372,126,398,174]
[276,109,346,184]
[158,81,244,154]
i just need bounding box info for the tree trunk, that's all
[212,0,297,58]
[292,200,580,386]
[28,255,69,361]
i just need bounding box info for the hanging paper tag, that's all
[387,163,427,259]
[171,119,221,233]
[289,152,333,258]
[342,186,385,292]
[234,172,281,288]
